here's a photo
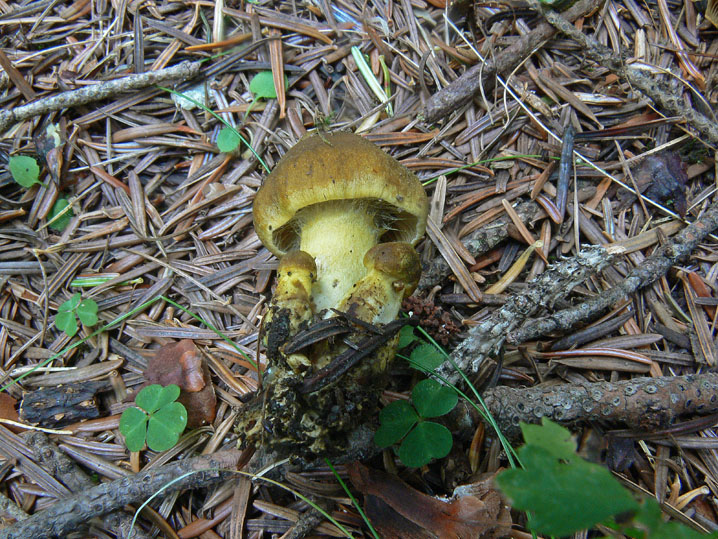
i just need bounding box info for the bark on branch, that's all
[0,448,249,539]
[421,0,602,123]
[472,372,718,439]
[0,61,201,133]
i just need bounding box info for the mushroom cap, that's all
[276,250,317,277]
[364,242,421,295]
[253,132,429,256]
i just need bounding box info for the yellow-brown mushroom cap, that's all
[364,242,421,295]
[276,250,317,278]
[253,132,429,256]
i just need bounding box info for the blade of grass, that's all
[325,458,380,539]
[157,85,269,173]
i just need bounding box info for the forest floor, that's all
[1,0,718,537]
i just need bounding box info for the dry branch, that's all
[24,432,150,539]
[472,372,718,439]
[436,245,622,385]
[0,61,202,133]
[421,0,602,123]
[526,0,718,146]
[0,449,248,539]
[509,198,718,344]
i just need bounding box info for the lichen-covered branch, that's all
[25,432,150,539]
[509,198,718,344]
[0,61,201,133]
[421,0,602,123]
[473,372,718,439]
[0,449,248,539]
[435,245,622,385]
[526,0,718,146]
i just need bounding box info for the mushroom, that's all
[253,132,428,314]
[261,250,316,373]
[337,242,421,325]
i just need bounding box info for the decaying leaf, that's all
[348,462,512,538]
[143,340,216,428]
[620,151,688,216]
[0,393,20,433]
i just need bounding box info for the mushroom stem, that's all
[297,200,380,313]
[262,251,316,362]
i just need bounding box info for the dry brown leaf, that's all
[144,339,217,428]
[348,462,511,538]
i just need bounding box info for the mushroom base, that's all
[235,320,400,459]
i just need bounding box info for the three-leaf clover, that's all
[120,384,188,452]
[374,379,458,467]
[55,293,98,337]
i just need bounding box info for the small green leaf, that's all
[217,127,241,153]
[76,298,98,326]
[55,310,78,337]
[135,384,170,414]
[398,421,452,467]
[120,407,149,452]
[374,400,418,448]
[521,418,577,461]
[411,379,458,418]
[9,155,40,188]
[409,343,445,371]
[147,401,187,451]
[249,71,287,99]
[59,293,81,312]
[397,326,418,349]
[48,198,73,231]
[496,442,639,536]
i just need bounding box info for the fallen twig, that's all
[24,432,150,539]
[0,61,202,134]
[508,198,718,344]
[526,0,718,147]
[0,448,249,539]
[472,372,718,439]
[435,244,624,385]
[421,0,603,123]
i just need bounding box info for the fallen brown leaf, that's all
[144,340,217,428]
[348,462,512,538]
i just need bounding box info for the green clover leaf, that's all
[398,421,452,467]
[120,384,187,453]
[374,400,418,448]
[411,379,458,418]
[76,298,98,326]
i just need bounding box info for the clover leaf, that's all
[120,384,187,452]
[9,155,41,188]
[217,127,242,153]
[48,198,73,231]
[374,379,457,467]
[55,293,98,337]
[249,71,287,100]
